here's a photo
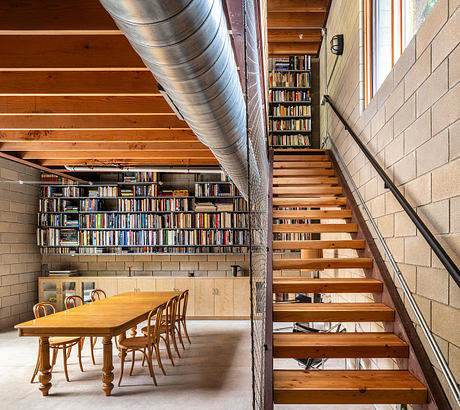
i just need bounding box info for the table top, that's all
[15,291,180,337]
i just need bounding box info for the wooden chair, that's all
[143,296,181,366]
[118,305,164,387]
[30,302,83,383]
[89,289,110,363]
[175,290,191,348]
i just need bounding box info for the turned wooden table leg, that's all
[38,336,52,396]
[102,336,114,396]
[129,326,137,338]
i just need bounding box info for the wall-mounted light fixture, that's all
[330,34,344,55]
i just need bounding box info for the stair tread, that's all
[273,223,357,233]
[274,155,328,161]
[274,161,332,169]
[273,210,352,219]
[273,258,373,270]
[273,370,427,404]
[273,186,343,195]
[273,169,335,176]
[273,303,394,322]
[273,197,347,206]
[273,277,382,293]
[273,332,409,358]
[273,176,339,185]
[273,239,365,250]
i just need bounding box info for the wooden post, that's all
[102,336,114,396]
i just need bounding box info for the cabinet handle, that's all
[214,288,219,295]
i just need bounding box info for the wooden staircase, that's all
[268,149,444,407]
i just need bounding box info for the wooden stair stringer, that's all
[327,150,451,410]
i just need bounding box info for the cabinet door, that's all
[61,280,78,310]
[175,278,194,316]
[155,278,176,291]
[96,278,118,297]
[117,278,137,293]
[81,280,97,303]
[41,279,59,310]
[194,279,214,317]
[136,278,156,292]
[214,278,234,317]
[234,278,250,317]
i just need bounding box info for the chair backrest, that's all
[177,290,189,321]
[64,295,84,310]
[33,302,56,318]
[145,304,164,346]
[164,296,178,330]
[90,289,107,302]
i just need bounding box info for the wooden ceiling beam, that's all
[0,72,159,96]
[0,0,117,34]
[0,115,187,130]
[20,151,215,160]
[40,158,220,166]
[0,96,175,114]
[268,29,322,43]
[268,12,326,28]
[1,142,209,151]
[268,0,328,13]
[0,35,146,71]
[269,42,320,56]
[0,130,197,142]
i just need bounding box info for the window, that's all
[365,0,439,102]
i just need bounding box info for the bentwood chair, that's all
[118,305,164,387]
[175,290,191,348]
[30,302,83,383]
[143,296,181,366]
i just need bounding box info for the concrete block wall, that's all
[42,253,250,278]
[0,158,41,330]
[320,0,459,406]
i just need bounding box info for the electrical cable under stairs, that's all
[270,149,431,407]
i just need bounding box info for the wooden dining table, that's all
[15,291,180,397]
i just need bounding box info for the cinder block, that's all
[448,42,460,87]
[419,199,450,234]
[416,0,448,58]
[394,37,416,85]
[394,95,416,135]
[432,82,460,134]
[432,301,460,345]
[431,8,460,69]
[393,153,416,185]
[179,261,199,271]
[384,81,404,120]
[384,133,404,167]
[405,236,431,266]
[199,261,218,271]
[161,262,179,271]
[432,159,460,201]
[143,261,162,271]
[417,266,449,303]
[394,211,417,237]
[404,173,432,207]
[417,59,449,116]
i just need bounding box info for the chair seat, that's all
[49,336,80,346]
[119,336,149,349]
[141,324,168,336]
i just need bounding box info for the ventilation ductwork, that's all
[98,0,256,199]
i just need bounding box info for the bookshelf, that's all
[268,55,312,149]
[37,172,249,255]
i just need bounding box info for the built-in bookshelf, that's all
[268,55,312,149]
[37,172,249,255]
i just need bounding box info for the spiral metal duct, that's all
[98,0,256,199]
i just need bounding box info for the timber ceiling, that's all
[267,0,332,57]
[0,0,219,168]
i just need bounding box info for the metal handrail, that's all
[322,94,460,288]
[322,96,460,407]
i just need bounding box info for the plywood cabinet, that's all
[38,276,250,318]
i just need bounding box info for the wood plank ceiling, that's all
[0,0,219,168]
[268,0,332,57]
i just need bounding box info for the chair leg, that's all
[66,344,73,359]
[30,346,40,383]
[51,347,58,370]
[78,339,84,372]
[129,350,136,376]
[142,350,146,367]
[154,343,166,375]
[145,348,157,386]
[114,336,119,350]
[170,330,181,358]
[118,349,126,387]
[90,337,96,365]
[175,323,185,350]
[161,334,175,366]
[182,319,191,344]
[62,346,70,382]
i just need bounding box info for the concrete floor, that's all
[1,320,252,410]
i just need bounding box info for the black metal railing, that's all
[323,94,460,288]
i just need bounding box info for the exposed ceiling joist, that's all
[268,12,326,29]
[41,159,219,166]
[1,142,211,151]
[20,151,215,160]
[268,0,329,13]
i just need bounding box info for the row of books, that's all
[270,56,311,71]
[41,173,77,185]
[269,72,311,88]
[77,229,248,246]
[270,104,311,117]
[38,212,249,229]
[118,198,192,212]
[89,186,118,197]
[269,134,310,147]
[269,90,310,102]
[123,172,158,183]
[40,246,248,255]
[80,199,102,212]
[270,119,311,131]
[194,183,240,197]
